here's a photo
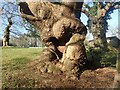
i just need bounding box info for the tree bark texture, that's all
[19,1,88,79]
[81,2,114,50]
[90,17,108,49]
[113,48,120,89]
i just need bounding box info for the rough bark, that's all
[113,48,120,89]
[3,18,12,47]
[58,33,87,79]
[113,73,120,89]
[90,17,108,50]
[19,1,88,79]
[82,2,114,50]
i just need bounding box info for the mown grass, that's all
[2,47,43,71]
[2,47,43,88]
[1,47,119,88]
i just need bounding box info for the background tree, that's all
[82,2,120,88]
[113,48,120,88]
[82,1,120,50]
[0,0,41,47]
[22,20,40,47]
[0,1,22,46]
[109,23,120,89]
[110,37,120,88]
[3,17,12,46]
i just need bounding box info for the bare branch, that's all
[113,2,120,9]
[97,2,102,18]
[100,2,120,17]
[20,13,42,21]
[10,30,22,37]
[114,5,120,8]
[81,9,91,18]
[100,2,112,17]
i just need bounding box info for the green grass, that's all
[86,46,118,68]
[2,47,43,71]
[1,47,118,88]
[2,47,43,88]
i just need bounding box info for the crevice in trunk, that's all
[19,1,88,79]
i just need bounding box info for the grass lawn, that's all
[2,47,43,71]
[2,47,43,88]
[1,47,118,88]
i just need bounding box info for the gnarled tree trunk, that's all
[19,1,88,79]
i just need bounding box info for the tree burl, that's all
[19,1,88,79]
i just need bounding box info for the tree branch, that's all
[81,9,91,18]
[20,13,42,21]
[101,2,120,17]
[10,30,22,37]
[101,2,112,17]
[97,2,102,18]
[113,2,120,9]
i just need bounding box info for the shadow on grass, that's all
[86,47,117,69]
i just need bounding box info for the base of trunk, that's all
[113,73,120,88]
[3,40,9,47]
[37,34,88,79]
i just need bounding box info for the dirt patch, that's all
[26,60,117,88]
[3,58,116,88]
[38,68,116,88]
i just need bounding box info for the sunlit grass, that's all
[2,47,43,70]
[2,47,118,88]
[2,47,43,88]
